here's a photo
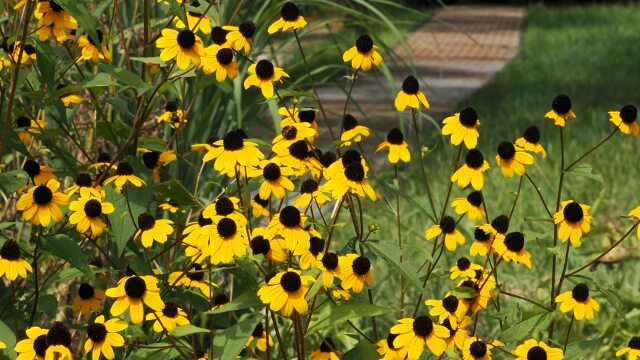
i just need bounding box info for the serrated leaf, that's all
[0,170,29,193]
[42,234,93,279]
[170,324,209,337]
[211,316,261,360]
[307,301,393,334]
[366,240,421,289]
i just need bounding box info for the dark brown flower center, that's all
[467,191,483,207]
[571,283,589,302]
[215,197,234,216]
[465,149,484,169]
[459,107,478,127]
[33,334,49,356]
[281,2,300,21]
[355,34,373,53]
[216,48,234,65]
[320,337,336,353]
[255,60,275,79]
[23,159,41,178]
[442,295,459,312]
[497,141,516,160]
[124,276,146,299]
[279,206,301,227]
[186,264,205,281]
[352,256,371,275]
[620,105,638,124]
[176,30,196,49]
[47,321,72,347]
[474,228,491,242]
[280,271,302,292]
[210,26,229,45]
[412,316,433,337]
[440,216,456,234]
[239,21,256,38]
[628,337,640,350]
[527,346,547,360]
[491,215,509,234]
[344,162,365,181]
[84,199,102,218]
[321,252,339,270]
[343,114,358,131]
[523,125,541,143]
[386,128,404,144]
[217,218,237,238]
[251,236,270,256]
[162,302,179,317]
[263,163,281,181]
[309,236,325,255]
[300,178,318,194]
[552,94,572,114]
[288,140,309,160]
[456,257,471,270]
[116,162,134,175]
[223,130,244,151]
[86,323,107,343]
[138,213,156,231]
[563,202,584,223]
[0,239,20,261]
[76,172,93,187]
[469,340,487,358]
[402,76,419,94]
[504,232,525,252]
[33,185,53,205]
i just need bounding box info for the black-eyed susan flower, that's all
[425,216,465,252]
[340,114,370,146]
[224,21,255,54]
[452,190,485,222]
[16,115,46,144]
[442,316,472,351]
[554,200,592,247]
[0,341,4,351]
[16,179,69,226]
[495,141,534,178]
[450,257,483,280]
[425,294,468,330]
[15,326,48,359]
[139,148,177,183]
[272,122,317,153]
[68,188,114,237]
[442,108,481,149]
[514,339,564,360]
[332,285,351,300]
[175,2,211,34]
[210,26,230,46]
[44,322,73,360]
[159,199,180,213]
[146,302,190,332]
[395,75,429,112]
[83,315,127,360]
[72,283,106,316]
[266,206,310,252]
[488,214,510,236]
[202,45,238,82]
[391,316,449,359]
[8,41,37,65]
[377,128,410,164]
[555,283,600,321]
[251,194,270,218]
[493,232,532,269]
[377,333,407,360]
[280,107,319,134]
[311,338,341,360]
[274,140,322,177]
[268,2,307,34]
[469,227,494,257]
[34,1,78,42]
[66,172,98,196]
[57,83,84,107]
[134,213,174,248]
[457,276,495,314]
[0,239,32,281]
[204,216,249,264]
[545,94,575,127]
[293,178,330,209]
[22,159,56,186]
[106,274,164,324]
[339,254,373,293]
[89,153,114,172]
[462,337,504,360]
[617,337,640,360]
[247,160,295,200]
[104,162,146,188]
[245,323,273,352]
[299,235,324,269]
[610,105,638,135]
[77,30,111,63]
[155,28,204,70]
[169,264,218,298]
[212,292,230,309]
[157,101,187,128]
[203,196,247,227]
[515,125,547,158]
[317,252,342,288]
[343,34,382,72]
[181,213,214,263]
[257,268,314,316]
[203,129,264,177]
[323,153,376,201]
[250,228,287,263]
[244,59,289,98]
[451,149,490,190]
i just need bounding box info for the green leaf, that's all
[211,316,261,360]
[99,63,152,95]
[0,319,17,360]
[564,337,603,360]
[105,183,152,256]
[546,246,566,260]
[55,0,98,48]
[450,286,476,300]
[42,234,93,279]
[129,344,178,360]
[170,324,209,337]
[499,311,553,343]
[595,285,626,320]
[206,288,262,314]
[154,180,197,206]
[35,43,56,90]
[341,340,379,360]
[304,272,324,302]
[307,301,394,334]
[565,164,604,184]
[366,240,422,289]
[78,73,115,88]
[0,170,29,193]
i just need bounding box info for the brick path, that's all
[316,5,527,131]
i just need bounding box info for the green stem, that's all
[550,127,565,337]
[411,109,438,222]
[564,128,616,172]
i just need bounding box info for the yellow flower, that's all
[390,316,449,359]
[343,34,383,72]
[44,322,73,360]
[616,337,640,360]
[251,194,271,218]
[377,128,411,164]
[65,172,100,196]
[377,333,407,360]
[515,125,547,158]
[268,2,307,34]
[134,213,174,248]
[545,94,576,127]
[138,147,177,183]
[105,275,165,324]
[555,283,600,321]
[84,315,128,360]
[104,162,147,188]
[77,31,111,63]
[629,205,640,238]
[175,8,211,34]
[425,216,465,252]
[340,114,370,146]
[608,104,638,135]
[16,179,69,226]
[146,302,190,332]
[452,190,485,223]
[68,188,114,237]
[157,101,187,128]
[272,122,317,153]
[293,178,330,209]
[298,232,324,269]
[181,213,214,263]
[442,316,472,351]
[395,75,430,112]
[8,41,37,65]
[155,28,204,70]
[202,129,264,177]
[462,337,503,360]
[202,216,249,265]
[249,228,287,263]
[553,200,592,247]
[310,338,341,360]
[273,140,322,177]
[339,254,373,293]
[332,285,351,300]
[323,151,376,201]
[22,159,57,186]
[244,59,289,98]
[72,283,106,316]
[257,268,315,316]
[246,160,295,200]
[201,45,238,82]
[317,252,343,288]
[15,116,47,145]
[495,141,534,178]
[442,108,480,149]
[34,1,78,42]
[514,339,564,360]
[15,326,48,360]
[202,196,247,228]
[0,239,33,281]
[425,294,468,330]
[168,264,218,299]
[159,199,181,213]
[245,323,274,352]
[279,107,319,134]
[223,22,255,55]
[469,226,494,257]
[492,232,532,269]
[451,149,490,190]
[57,84,83,107]
[456,276,495,314]
[449,257,483,280]
[266,206,310,252]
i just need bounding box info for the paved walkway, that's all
[317,5,527,128]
